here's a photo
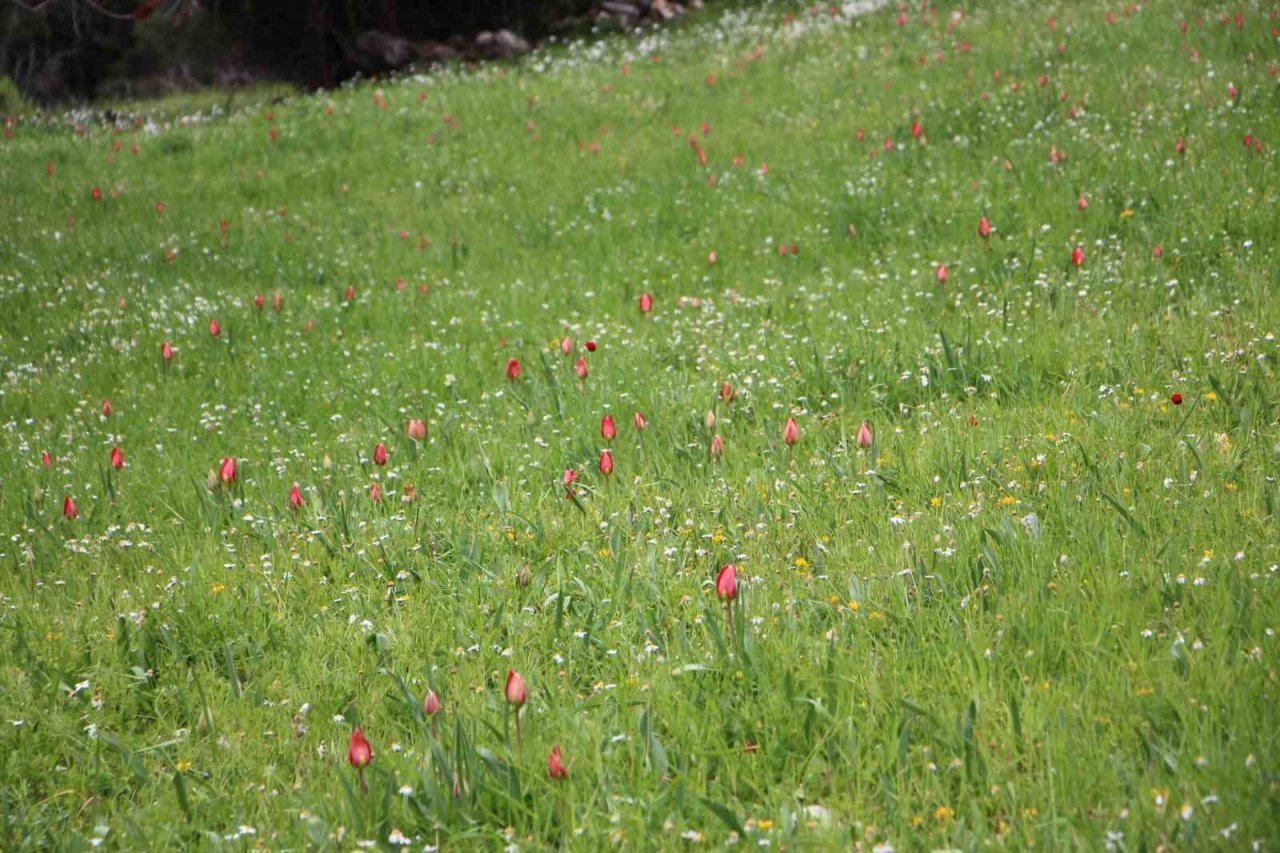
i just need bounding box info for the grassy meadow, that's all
[2,0,1279,848]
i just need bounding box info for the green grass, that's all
[1,0,1279,848]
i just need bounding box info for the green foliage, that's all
[0,76,31,114]
[0,0,1278,850]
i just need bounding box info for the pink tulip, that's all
[423,690,441,717]
[638,293,653,314]
[289,484,304,510]
[406,419,427,441]
[219,457,237,485]
[716,564,738,601]
[632,411,648,431]
[599,449,614,477]
[856,421,873,448]
[1071,246,1085,267]
[209,320,221,337]
[505,670,527,707]
[783,417,800,446]
[575,357,589,381]
[63,496,79,520]
[101,399,113,418]
[110,447,124,470]
[561,336,573,356]
[563,468,578,498]
[601,415,616,442]
[709,434,724,459]
[548,745,568,780]
[936,264,949,285]
[373,443,388,466]
[369,482,382,503]
[161,341,174,362]
[41,451,52,469]
[977,216,992,239]
[348,728,372,769]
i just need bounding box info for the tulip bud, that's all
[369,482,382,503]
[406,419,427,441]
[505,670,527,708]
[598,449,614,477]
[373,443,388,466]
[936,263,949,285]
[161,341,174,362]
[632,411,648,431]
[110,447,125,470]
[209,320,221,337]
[1071,246,1085,267]
[563,468,577,498]
[102,399,113,417]
[348,728,372,768]
[783,417,800,446]
[517,563,531,587]
[709,434,724,459]
[856,421,873,449]
[41,451,52,469]
[63,496,79,520]
[219,457,236,485]
[289,484,304,510]
[705,410,716,432]
[719,382,735,404]
[601,415,616,442]
[423,690,441,717]
[977,216,992,239]
[716,564,738,601]
[507,358,522,381]
[254,294,265,312]
[638,293,653,314]
[548,745,568,780]
[575,357,589,381]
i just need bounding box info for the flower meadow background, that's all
[2,0,1280,849]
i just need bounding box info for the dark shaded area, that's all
[0,0,690,106]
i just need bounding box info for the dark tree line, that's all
[0,0,600,104]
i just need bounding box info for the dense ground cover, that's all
[2,0,1279,848]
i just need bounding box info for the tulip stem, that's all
[514,707,522,744]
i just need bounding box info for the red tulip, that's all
[783,417,800,446]
[1152,245,1164,259]
[348,728,372,768]
[373,443,388,466]
[720,382,735,404]
[369,482,382,503]
[632,411,648,431]
[41,451,52,469]
[161,341,174,362]
[601,415,616,442]
[1175,138,1186,155]
[709,434,724,459]
[219,457,237,484]
[406,419,427,441]
[977,216,992,239]
[911,119,922,139]
[1244,133,1253,149]
[598,449,614,477]
[1070,246,1085,267]
[344,286,356,301]
[716,564,738,601]
[505,670,527,707]
[101,399,113,417]
[110,447,124,470]
[585,339,597,352]
[209,320,221,337]
[548,745,568,780]
[575,357,589,381]
[1170,393,1183,405]
[638,293,653,314]
[507,358,522,381]
[63,496,79,520]
[423,690,441,717]
[936,263,949,285]
[856,421,873,449]
[563,468,578,498]
[91,187,102,201]
[289,484,304,510]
